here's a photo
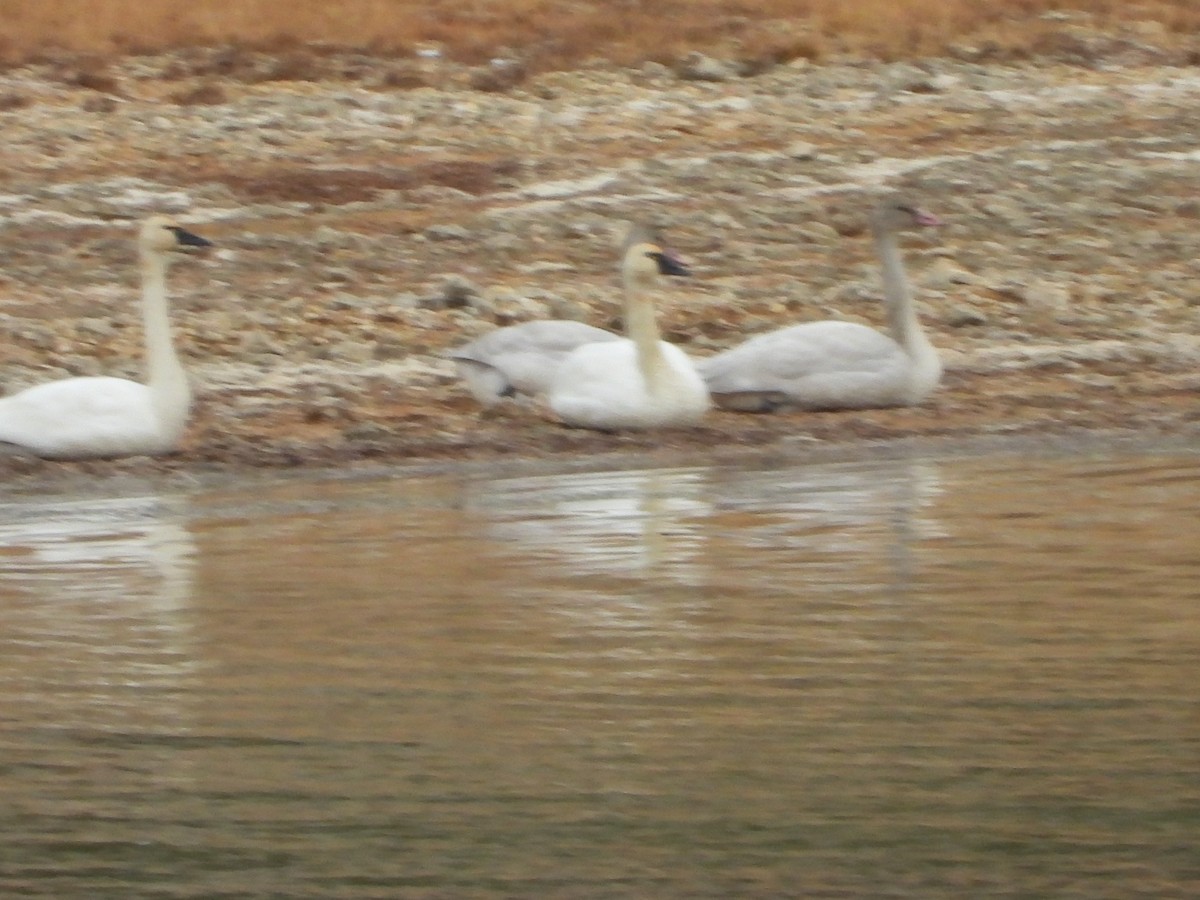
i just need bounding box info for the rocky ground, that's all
[3,35,1200,486]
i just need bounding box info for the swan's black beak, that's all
[651,249,691,277]
[169,226,213,250]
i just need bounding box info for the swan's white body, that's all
[550,339,710,430]
[0,377,182,459]
[698,198,943,412]
[450,319,619,406]
[0,217,210,459]
[549,230,710,430]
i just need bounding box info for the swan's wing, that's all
[452,320,618,361]
[698,322,902,385]
[698,321,911,409]
[0,377,161,458]
[451,321,619,402]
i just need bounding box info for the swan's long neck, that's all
[875,226,932,362]
[874,223,942,400]
[140,248,191,437]
[623,268,666,391]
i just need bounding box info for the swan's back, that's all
[698,320,916,411]
[550,339,709,430]
[451,320,619,405]
[0,377,169,459]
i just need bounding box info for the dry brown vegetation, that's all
[1,0,1198,71]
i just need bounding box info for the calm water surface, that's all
[1,450,1198,898]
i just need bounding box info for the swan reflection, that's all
[0,493,197,733]
[699,458,943,607]
[469,459,940,594]
[469,466,712,583]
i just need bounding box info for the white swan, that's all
[548,225,710,430]
[450,319,620,407]
[0,216,211,459]
[697,196,943,411]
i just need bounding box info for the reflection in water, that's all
[472,459,940,585]
[0,493,197,732]
[0,495,196,604]
[471,466,714,581]
[1,453,1198,898]
[0,494,202,898]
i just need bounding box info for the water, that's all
[1,449,1198,898]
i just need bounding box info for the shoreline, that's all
[2,50,1200,491]
[6,415,1200,499]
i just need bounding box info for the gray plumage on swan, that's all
[697,196,943,412]
[450,319,620,407]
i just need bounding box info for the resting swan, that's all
[548,225,710,430]
[697,196,943,411]
[450,319,620,407]
[0,216,212,459]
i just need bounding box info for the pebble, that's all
[675,52,735,82]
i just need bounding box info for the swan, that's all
[548,225,710,430]
[0,216,212,459]
[450,319,620,407]
[697,195,943,411]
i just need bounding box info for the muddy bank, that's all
[2,48,1200,487]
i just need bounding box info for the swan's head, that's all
[621,224,691,283]
[139,216,213,255]
[870,196,943,233]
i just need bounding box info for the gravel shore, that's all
[3,41,1200,485]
